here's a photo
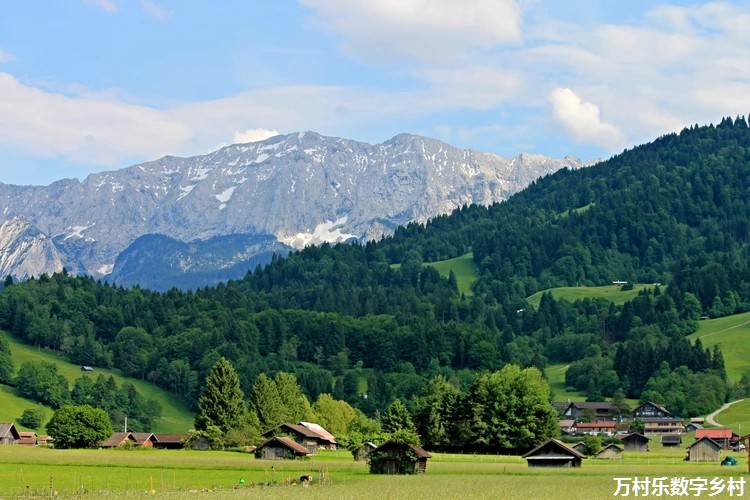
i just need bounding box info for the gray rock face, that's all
[0,132,585,283]
[0,217,67,280]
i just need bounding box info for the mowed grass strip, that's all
[689,312,750,382]
[0,447,745,499]
[0,330,194,433]
[526,284,653,309]
[714,398,750,432]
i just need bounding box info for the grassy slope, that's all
[526,284,653,309]
[545,363,586,402]
[423,252,479,297]
[688,312,750,382]
[0,330,193,433]
[714,398,750,434]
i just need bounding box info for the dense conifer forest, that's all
[2,118,750,449]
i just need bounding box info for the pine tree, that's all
[381,398,415,434]
[194,358,245,433]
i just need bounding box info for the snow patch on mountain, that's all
[278,217,357,248]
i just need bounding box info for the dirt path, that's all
[705,399,745,427]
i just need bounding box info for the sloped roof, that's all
[596,444,623,455]
[299,422,337,444]
[0,423,20,440]
[371,441,432,458]
[688,436,722,450]
[567,402,614,410]
[621,432,650,442]
[634,401,670,415]
[257,436,311,455]
[262,423,320,439]
[575,421,616,429]
[131,432,156,445]
[154,434,189,444]
[696,428,732,440]
[101,432,135,448]
[522,438,586,459]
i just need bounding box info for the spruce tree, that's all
[194,358,245,433]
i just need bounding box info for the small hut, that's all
[153,434,189,450]
[522,439,585,468]
[622,432,650,452]
[686,436,721,462]
[0,423,20,445]
[352,441,378,461]
[595,444,623,459]
[571,441,587,454]
[18,432,38,446]
[254,436,311,460]
[661,434,682,447]
[367,441,432,474]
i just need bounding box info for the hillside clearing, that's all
[526,284,654,309]
[689,312,750,381]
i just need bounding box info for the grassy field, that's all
[689,312,750,382]
[0,446,745,499]
[423,252,479,297]
[0,330,194,433]
[545,363,586,401]
[526,284,654,309]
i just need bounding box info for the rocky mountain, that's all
[0,132,589,289]
[0,217,67,280]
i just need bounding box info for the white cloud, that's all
[233,128,279,144]
[300,0,521,62]
[83,0,117,12]
[549,88,623,150]
[0,48,14,63]
[140,0,172,20]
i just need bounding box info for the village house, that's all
[562,402,615,422]
[574,421,616,436]
[254,436,311,460]
[695,428,733,449]
[522,439,585,468]
[367,441,432,474]
[18,431,38,446]
[261,422,337,455]
[37,435,54,447]
[685,422,703,433]
[558,419,575,435]
[0,423,20,445]
[621,432,650,452]
[633,401,671,419]
[595,444,623,459]
[101,431,157,449]
[686,436,722,462]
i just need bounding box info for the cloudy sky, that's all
[1,0,750,185]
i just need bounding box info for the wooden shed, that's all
[254,436,311,460]
[595,444,623,459]
[571,441,587,454]
[522,439,585,468]
[686,436,721,462]
[0,423,20,445]
[153,434,189,450]
[661,434,682,447]
[353,441,378,461]
[622,432,650,452]
[18,432,38,446]
[367,441,432,474]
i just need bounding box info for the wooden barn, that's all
[661,434,682,447]
[622,432,650,452]
[686,436,721,462]
[353,441,378,461]
[254,436,311,460]
[595,444,623,459]
[522,439,585,468]
[101,432,156,449]
[153,434,189,450]
[367,441,432,474]
[0,423,20,445]
[571,441,587,454]
[261,423,336,455]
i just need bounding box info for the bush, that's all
[19,407,45,429]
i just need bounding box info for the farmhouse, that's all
[261,422,336,455]
[574,421,616,436]
[101,431,157,449]
[254,436,311,460]
[595,444,623,459]
[638,418,685,435]
[621,432,650,452]
[0,423,20,445]
[18,431,38,446]
[522,439,585,468]
[695,428,733,449]
[633,401,670,419]
[562,402,615,422]
[367,441,432,474]
[686,436,722,462]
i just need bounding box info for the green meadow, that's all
[423,252,479,297]
[545,363,586,401]
[0,446,746,499]
[689,312,750,382]
[526,284,653,309]
[0,330,193,433]
[713,398,750,433]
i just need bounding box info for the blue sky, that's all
[1,0,750,185]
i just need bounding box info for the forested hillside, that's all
[2,118,750,441]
